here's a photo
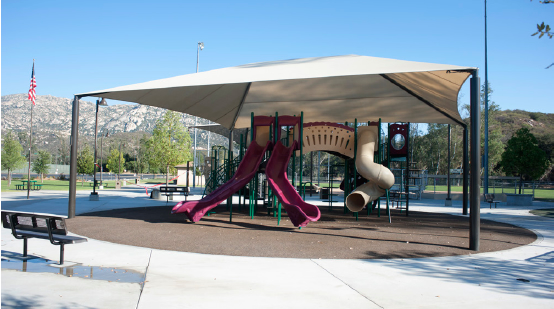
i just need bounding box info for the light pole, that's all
[193,41,204,188]
[484,0,490,194]
[90,98,107,201]
[100,131,108,189]
[119,142,124,181]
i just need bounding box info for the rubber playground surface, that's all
[68,205,537,259]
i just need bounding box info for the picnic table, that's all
[16,180,42,190]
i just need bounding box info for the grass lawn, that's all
[1,178,185,192]
[426,185,554,202]
[530,209,554,218]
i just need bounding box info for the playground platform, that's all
[2,186,554,308]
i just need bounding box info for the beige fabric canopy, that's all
[78,55,474,128]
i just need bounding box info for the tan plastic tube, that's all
[346,127,395,212]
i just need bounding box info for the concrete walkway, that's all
[2,186,553,308]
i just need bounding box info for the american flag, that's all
[28,62,36,105]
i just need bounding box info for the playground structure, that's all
[172,113,401,227]
[75,55,482,250]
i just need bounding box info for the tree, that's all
[500,127,550,193]
[106,148,125,176]
[533,21,552,39]
[57,135,70,165]
[531,1,552,39]
[530,0,553,68]
[1,130,26,187]
[77,144,94,186]
[463,82,505,175]
[32,150,51,183]
[480,83,504,175]
[537,133,554,181]
[146,111,192,186]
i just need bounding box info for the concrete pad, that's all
[2,187,554,309]
[314,255,554,309]
[138,250,381,309]
[2,271,140,309]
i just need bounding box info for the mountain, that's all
[3,94,552,164]
[1,94,229,157]
[496,109,554,143]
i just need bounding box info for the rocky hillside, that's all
[1,94,229,156]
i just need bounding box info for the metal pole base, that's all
[445,198,452,207]
[89,192,99,201]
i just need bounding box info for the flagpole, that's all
[27,103,33,199]
[27,59,35,199]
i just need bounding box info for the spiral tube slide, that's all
[346,127,395,212]
[172,140,271,222]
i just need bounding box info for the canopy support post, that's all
[68,95,80,218]
[469,70,481,251]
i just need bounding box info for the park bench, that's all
[159,186,189,203]
[89,181,108,188]
[15,184,24,190]
[1,211,87,265]
[33,184,43,190]
[484,194,501,209]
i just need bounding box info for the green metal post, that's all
[278,201,282,225]
[251,112,255,142]
[344,122,349,214]
[292,115,296,189]
[250,112,255,218]
[240,134,244,210]
[367,121,372,216]
[275,112,279,144]
[344,157,348,213]
[406,123,410,217]
[273,113,279,221]
[300,112,304,199]
[354,119,358,219]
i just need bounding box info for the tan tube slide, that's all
[346,127,395,212]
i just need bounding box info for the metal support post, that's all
[470,70,481,251]
[68,96,80,218]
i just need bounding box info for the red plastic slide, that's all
[172,140,271,222]
[266,141,321,227]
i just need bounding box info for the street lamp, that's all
[119,142,125,181]
[99,131,109,189]
[90,98,107,201]
[193,41,204,188]
[483,0,490,194]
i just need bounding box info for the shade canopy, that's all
[78,55,474,128]
[191,124,249,140]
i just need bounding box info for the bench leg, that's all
[23,237,28,257]
[59,243,65,265]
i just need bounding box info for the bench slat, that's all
[14,230,87,244]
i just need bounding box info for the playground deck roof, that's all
[78,55,474,128]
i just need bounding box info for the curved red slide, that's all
[172,141,271,222]
[266,141,321,227]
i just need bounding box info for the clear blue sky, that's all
[2,0,552,114]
